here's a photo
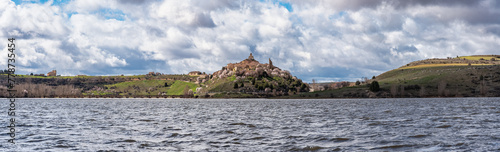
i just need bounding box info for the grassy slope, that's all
[205,75,241,93]
[458,55,499,61]
[399,63,494,69]
[286,61,500,98]
[102,79,198,96]
[104,80,170,95]
[166,80,198,95]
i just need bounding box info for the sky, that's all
[1,0,500,82]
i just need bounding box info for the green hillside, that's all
[286,55,500,98]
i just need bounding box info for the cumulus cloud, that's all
[1,0,499,82]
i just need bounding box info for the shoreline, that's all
[4,96,499,99]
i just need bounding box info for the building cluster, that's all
[147,72,163,76]
[31,70,58,77]
[188,71,202,76]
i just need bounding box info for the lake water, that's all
[1,98,499,151]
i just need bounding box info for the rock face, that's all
[212,53,292,79]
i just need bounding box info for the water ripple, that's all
[0,98,499,151]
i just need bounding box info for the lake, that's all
[1,98,499,151]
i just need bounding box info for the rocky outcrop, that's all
[206,53,308,95]
[212,53,292,80]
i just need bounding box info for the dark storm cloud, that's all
[193,13,216,28]
[197,0,240,10]
[391,0,482,8]
[484,25,500,37]
[303,0,486,10]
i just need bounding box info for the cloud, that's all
[1,0,500,82]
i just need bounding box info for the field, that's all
[399,63,494,69]
[165,81,199,95]
[101,80,199,96]
[458,55,499,61]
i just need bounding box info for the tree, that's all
[363,77,369,83]
[419,85,426,97]
[438,80,447,97]
[372,76,376,79]
[312,79,317,91]
[300,83,307,92]
[240,83,244,88]
[400,85,405,97]
[391,85,398,97]
[355,80,361,86]
[183,85,190,97]
[369,81,380,92]
[262,71,269,77]
[233,83,239,89]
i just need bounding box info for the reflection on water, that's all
[1,98,499,151]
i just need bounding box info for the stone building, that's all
[47,70,57,76]
[188,71,202,76]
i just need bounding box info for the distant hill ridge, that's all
[401,55,500,69]
[284,55,500,98]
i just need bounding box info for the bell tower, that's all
[269,58,273,68]
[248,53,254,60]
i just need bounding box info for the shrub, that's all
[355,81,361,85]
[300,83,307,91]
[369,81,380,92]
[233,83,239,89]
[404,85,421,90]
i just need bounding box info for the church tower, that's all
[269,58,273,68]
[248,53,254,60]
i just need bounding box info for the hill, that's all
[200,53,308,98]
[285,55,500,98]
[0,53,308,98]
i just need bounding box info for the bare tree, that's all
[183,85,190,97]
[438,80,447,97]
[419,85,426,97]
[480,78,488,96]
[312,79,317,92]
[391,84,398,98]
[400,85,405,97]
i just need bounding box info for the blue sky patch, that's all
[278,2,293,12]
[259,0,293,12]
[97,9,127,21]
[329,11,347,20]
[11,0,70,6]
